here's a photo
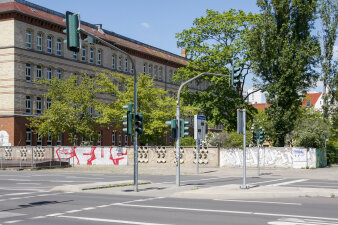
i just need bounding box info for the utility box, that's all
[194,115,206,140]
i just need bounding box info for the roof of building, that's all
[250,103,270,111]
[302,92,322,107]
[0,0,188,66]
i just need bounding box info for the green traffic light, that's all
[180,119,189,138]
[64,11,80,52]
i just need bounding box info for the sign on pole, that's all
[237,109,243,134]
[194,115,206,140]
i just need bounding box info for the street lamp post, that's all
[175,72,229,186]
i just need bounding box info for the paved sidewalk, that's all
[50,165,338,200]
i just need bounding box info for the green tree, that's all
[291,108,330,148]
[175,9,259,130]
[319,0,337,119]
[29,73,108,144]
[99,72,197,145]
[248,0,321,146]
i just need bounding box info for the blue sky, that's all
[27,0,334,93]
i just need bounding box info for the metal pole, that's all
[257,145,260,176]
[241,109,248,189]
[176,104,180,186]
[31,148,33,168]
[196,139,200,174]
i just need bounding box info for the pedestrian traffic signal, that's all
[165,119,177,139]
[63,11,80,52]
[258,131,266,144]
[122,103,133,135]
[135,113,143,135]
[181,119,189,138]
[231,66,241,87]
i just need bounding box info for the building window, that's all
[36,97,42,114]
[47,36,52,54]
[25,63,31,82]
[97,131,102,146]
[36,65,42,79]
[47,132,52,146]
[26,96,31,114]
[56,39,62,56]
[81,46,86,61]
[169,70,173,83]
[46,98,51,109]
[37,133,42,146]
[26,30,32,49]
[57,133,62,146]
[112,55,116,69]
[149,65,153,75]
[112,132,116,146]
[143,63,147,74]
[306,100,311,107]
[118,56,122,71]
[47,68,52,80]
[89,48,94,63]
[97,50,102,65]
[57,69,61,79]
[118,134,122,146]
[159,67,163,81]
[154,66,158,80]
[131,63,134,74]
[37,33,42,51]
[125,58,128,72]
[125,135,128,146]
[26,128,32,146]
[73,51,78,60]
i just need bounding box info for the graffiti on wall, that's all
[55,146,127,165]
[220,147,317,168]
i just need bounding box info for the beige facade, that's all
[0,0,196,146]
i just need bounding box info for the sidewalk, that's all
[50,165,338,200]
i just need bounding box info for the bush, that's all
[180,136,196,146]
[327,139,338,165]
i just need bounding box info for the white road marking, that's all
[82,207,96,210]
[65,210,82,213]
[15,183,40,185]
[160,177,227,184]
[249,178,286,186]
[116,203,338,221]
[97,205,110,208]
[268,217,338,225]
[119,197,165,204]
[46,213,64,217]
[57,215,174,225]
[0,192,34,197]
[3,220,23,224]
[268,179,309,186]
[213,199,302,205]
[288,184,338,189]
[30,216,47,219]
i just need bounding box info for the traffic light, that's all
[258,131,266,144]
[181,119,189,138]
[122,103,133,135]
[165,119,177,139]
[63,11,80,52]
[252,131,258,145]
[231,66,241,87]
[135,113,144,135]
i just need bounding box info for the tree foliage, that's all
[175,9,259,130]
[291,108,330,148]
[319,0,338,119]
[248,0,321,146]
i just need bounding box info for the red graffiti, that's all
[83,147,97,165]
[56,146,79,165]
[110,147,127,165]
[101,147,104,158]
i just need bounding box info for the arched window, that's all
[97,49,102,65]
[25,29,32,49]
[47,35,53,54]
[56,38,62,56]
[112,54,116,70]
[36,65,42,79]
[159,67,163,81]
[36,33,43,51]
[25,63,32,82]
[125,58,128,72]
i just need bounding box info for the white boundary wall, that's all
[220,147,316,168]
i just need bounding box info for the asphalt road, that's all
[1,170,338,225]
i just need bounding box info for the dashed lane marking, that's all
[3,220,23,224]
[268,217,338,225]
[57,215,174,225]
[268,179,309,186]
[249,178,286,186]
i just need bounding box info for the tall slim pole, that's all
[241,109,248,189]
[196,139,200,174]
[176,104,180,186]
[133,65,138,192]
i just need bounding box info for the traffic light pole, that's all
[176,72,228,186]
[78,28,139,192]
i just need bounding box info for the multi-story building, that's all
[0,0,210,146]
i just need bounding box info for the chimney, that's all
[181,48,186,58]
[95,24,105,34]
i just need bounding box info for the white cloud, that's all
[141,22,150,29]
